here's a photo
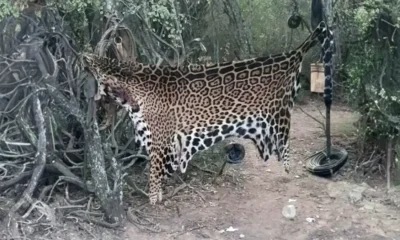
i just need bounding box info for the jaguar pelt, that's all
[83,21,334,205]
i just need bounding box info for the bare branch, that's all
[297,106,326,131]
[0,170,33,192]
[7,93,47,237]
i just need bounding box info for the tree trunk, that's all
[48,84,125,224]
[84,121,125,223]
[222,0,254,59]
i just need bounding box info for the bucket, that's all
[310,63,325,93]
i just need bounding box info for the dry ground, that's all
[2,99,400,240]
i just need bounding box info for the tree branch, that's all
[7,93,47,238]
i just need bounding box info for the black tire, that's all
[305,146,348,177]
[288,15,302,29]
[224,143,246,164]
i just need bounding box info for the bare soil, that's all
[2,100,400,240]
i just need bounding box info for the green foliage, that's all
[238,0,310,52]
[3,0,318,64]
[51,0,102,13]
[336,0,400,141]
[0,0,21,19]
[144,0,187,46]
[0,0,104,20]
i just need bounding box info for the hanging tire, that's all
[288,15,302,29]
[305,146,348,177]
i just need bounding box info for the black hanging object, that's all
[288,14,302,29]
[288,0,302,29]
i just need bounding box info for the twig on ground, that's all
[56,203,87,211]
[191,163,216,174]
[78,223,97,239]
[69,210,104,217]
[365,156,383,175]
[358,148,376,167]
[176,176,206,203]
[0,151,34,158]
[38,185,53,202]
[0,170,33,192]
[121,154,149,170]
[21,200,55,225]
[69,211,121,229]
[217,159,227,176]
[210,159,228,184]
[125,176,148,198]
[47,175,92,202]
[86,197,93,211]
[46,158,82,179]
[127,207,162,233]
[65,184,90,205]
[164,183,187,200]
[171,225,207,237]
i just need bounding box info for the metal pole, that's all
[325,104,331,159]
[323,0,333,159]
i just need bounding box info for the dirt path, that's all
[9,102,400,240]
[120,103,400,240]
